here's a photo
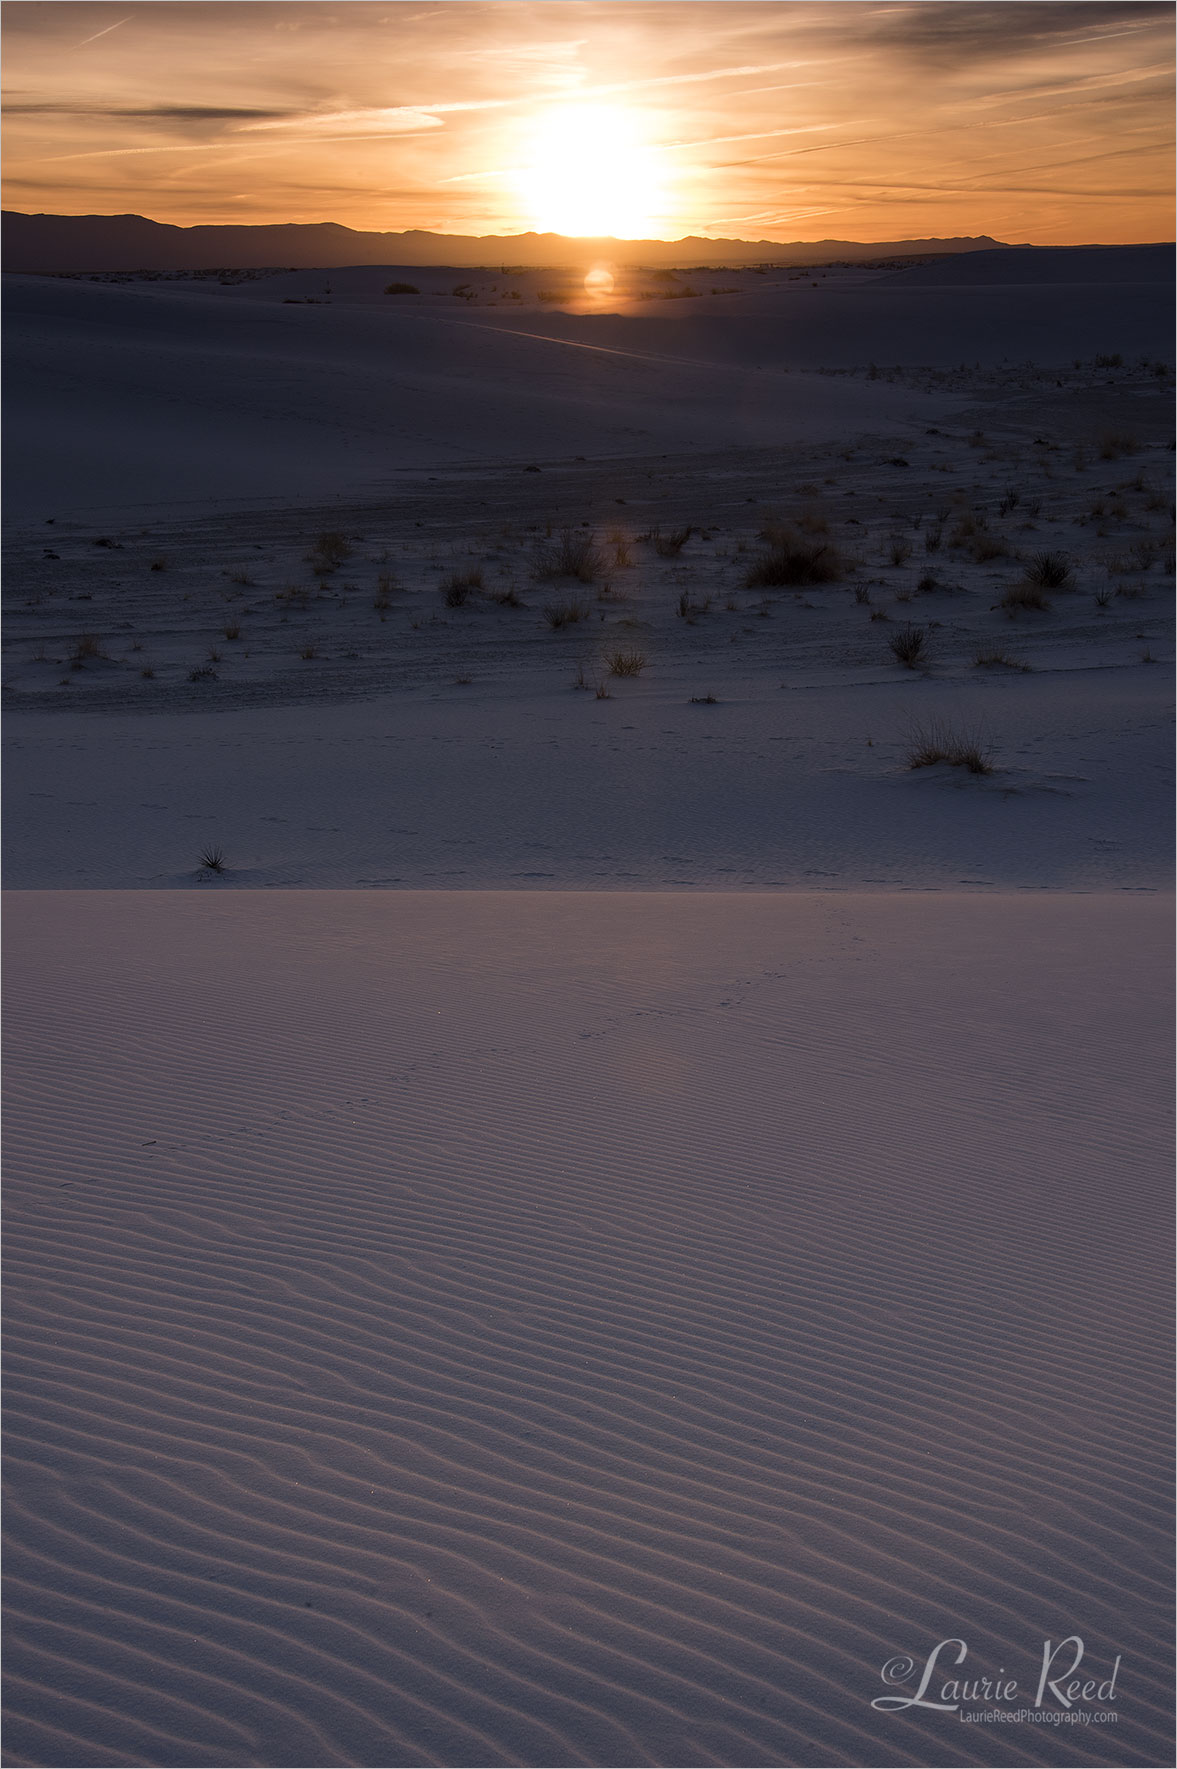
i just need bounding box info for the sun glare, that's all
[516,106,666,239]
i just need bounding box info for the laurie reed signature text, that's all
[871,1637,1122,1715]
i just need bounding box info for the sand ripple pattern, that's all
[4,893,1172,1768]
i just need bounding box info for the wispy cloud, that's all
[72,16,133,52]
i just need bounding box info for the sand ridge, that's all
[4,891,1173,1767]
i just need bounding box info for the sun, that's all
[515,106,666,239]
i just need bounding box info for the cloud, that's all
[6,104,291,122]
[862,1,1168,65]
[72,16,133,52]
[235,107,446,137]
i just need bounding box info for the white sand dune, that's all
[4,890,1172,1768]
[3,242,1173,1767]
[1,273,933,522]
[4,246,1171,523]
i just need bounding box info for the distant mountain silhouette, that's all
[1,210,1007,274]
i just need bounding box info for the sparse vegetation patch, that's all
[906,719,994,774]
[745,528,842,587]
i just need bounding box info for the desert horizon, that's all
[2,5,1173,1768]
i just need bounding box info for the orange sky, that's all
[3,1,1173,242]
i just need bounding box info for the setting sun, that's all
[515,105,666,238]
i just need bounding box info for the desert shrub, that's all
[198,845,227,873]
[188,665,217,681]
[490,587,524,607]
[971,534,1008,563]
[608,532,634,567]
[1024,550,1072,588]
[543,599,592,628]
[535,529,604,582]
[887,535,913,566]
[745,528,842,587]
[854,584,872,604]
[888,625,927,667]
[223,621,241,641]
[1099,433,1139,460]
[923,525,943,553]
[974,649,1031,671]
[689,693,718,704]
[906,719,993,774]
[916,573,939,594]
[442,567,484,606]
[72,633,105,661]
[998,490,1020,516]
[652,526,692,557]
[1093,586,1113,608]
[606,649,647,676]
[1001,583,1050,612]
[299,643,318,659]
[384,282,419,295]
[308,531,351,574]
[1094,353,1123,369]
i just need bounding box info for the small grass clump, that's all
[307,531,351,575]
[887,535,913,566]
[606,649,647,677]
[974,649,1031,672]
[689,693,718,704]
[188,665,218,682]
[1001,583,1051,613]
[223,621,242,641]
[535,529,604,582]
[906,719,994,775]
[71,633,105,662]
[888,624,928,667]
[1024,550,1072,589]
[543,598,593,629]
[745,528,842,588]
[442,567,484,607]
[384,281,419,295]
[1098,433,1139,460]
[198,845,227,874]
[652,526,692,557]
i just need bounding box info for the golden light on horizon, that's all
[514,106,668,239]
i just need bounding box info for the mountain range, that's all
[2,210,1006,274]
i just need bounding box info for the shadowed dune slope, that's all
[4,891,1172,1768]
